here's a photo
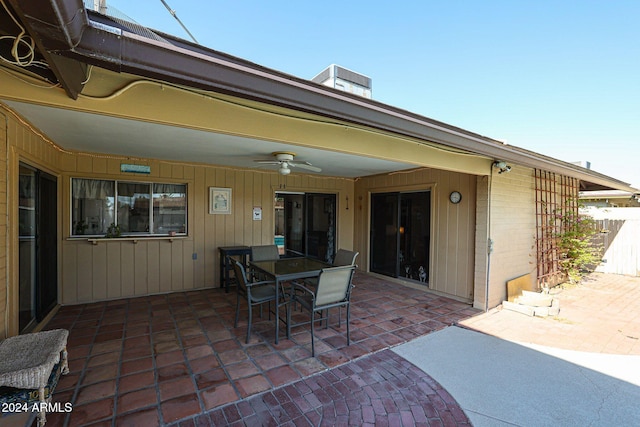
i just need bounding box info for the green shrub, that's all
[551,200,602,283]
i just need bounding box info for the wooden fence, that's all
[586,207,640,277]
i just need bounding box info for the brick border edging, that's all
[200,349,470,426]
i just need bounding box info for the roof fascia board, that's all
[7,0,87,98]
[10,0,637,192]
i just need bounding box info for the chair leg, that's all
[311,310,316,357]
[286,300,292,338]
[234,293,241,327]
[346,304,351,346]
[246,304,252,344]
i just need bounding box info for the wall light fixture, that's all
[493,161,512,174]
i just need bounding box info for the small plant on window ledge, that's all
[73,220,88,235]
[105,223,121,238]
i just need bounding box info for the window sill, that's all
[73,236,188,245]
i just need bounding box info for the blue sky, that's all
[104,0,640,188]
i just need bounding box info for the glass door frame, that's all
[274,191,337,262]
[18,162,58,333]
[369,189,432,285]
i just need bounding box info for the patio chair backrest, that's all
[250,245,280,262]
[315,265,355,307]
[333,249,359,267]
[231,259,250,293]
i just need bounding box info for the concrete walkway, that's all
[394,273,640,426]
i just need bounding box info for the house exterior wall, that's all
[0,102,551,334]
[58,161,354,305]
[0,104,355,336]
[485,165,537,308]
[473,176,490,310]
[354,168,477,302]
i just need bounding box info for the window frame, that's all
[70,177,188,238]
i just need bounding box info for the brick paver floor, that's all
[42,272,476,426]
[40,271,636,426]
[206,350,470,426]
[460,272,640,355]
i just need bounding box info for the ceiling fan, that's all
[254,152,322,175]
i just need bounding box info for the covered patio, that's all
[41,273,478,426]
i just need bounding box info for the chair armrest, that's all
[246,280,275,288]
[290,282,315,297]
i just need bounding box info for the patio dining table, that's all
[250,257,330,344]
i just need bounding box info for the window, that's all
[117,182,150,233]
[71,178,187,236]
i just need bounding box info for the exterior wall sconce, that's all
[493,161,512,174]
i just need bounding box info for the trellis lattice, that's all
[535,169,579,287]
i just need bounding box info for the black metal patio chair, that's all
[250,244,280,281]
[232,259,278,343]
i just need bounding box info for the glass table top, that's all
[250,257,330,277]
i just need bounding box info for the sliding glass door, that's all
[370,193,399,277]
[19,163,58,332]
[370,191,431,285]
[275,192,336,261]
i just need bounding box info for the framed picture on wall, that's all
[209,187,232,214]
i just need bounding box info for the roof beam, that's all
[6,0,87,98]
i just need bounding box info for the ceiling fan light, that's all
[279,166,291,175]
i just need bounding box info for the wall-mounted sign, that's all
[120,164,151,174]
[253,207,262,221]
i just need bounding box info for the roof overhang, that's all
[3,0,637,191]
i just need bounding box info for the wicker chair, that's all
[0,329,69,426]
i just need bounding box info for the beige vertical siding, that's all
[58,161,354,305]
[486,165,537,308]
[354,168,477,302]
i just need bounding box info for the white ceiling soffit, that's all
[5,101,416,178]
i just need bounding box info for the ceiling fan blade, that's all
[289,160,313,165]
[254,160,280,164]
[289,162,322,172]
